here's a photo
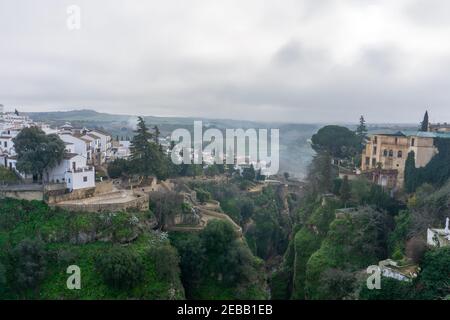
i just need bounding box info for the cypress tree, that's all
[404,151,417,193]
[420,111,429,132]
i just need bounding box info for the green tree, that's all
[195,188,211,203]
[10,238,47,293]
[356,115,368,139]
[170,234,206,297]
[149,244,181,283]
[339,175,351,207]
[239,199,255,222]
[107,158,130,178]
[415,247,450,299]
[420,110,429,132]
[311,125,359,159]
[242,164,256,181]
[96,246,145,290]
[130,117,153,163]
[317,268,356,300]
[404,151,418,193]
[13,127,65,181]
[130,117,168,179]
[356,115,368,151]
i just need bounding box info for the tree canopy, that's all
[420,111,429,132]
[12,127,65,180]
[129,117,168,179]
[311,125,359,159]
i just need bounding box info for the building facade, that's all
[361,131,442,189]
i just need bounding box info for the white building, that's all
[378,259,419,282]
[0,135,15,156]
[81,133,102,164]
[90,129,112,152]
[44,153,95,191]
[427,218,450,247]
[59,133,90,159]
[110,140,131,159]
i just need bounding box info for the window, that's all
[397,150,403,158]
[373,146,377,155]
[3,141,6,148]
[395,137,398,144]
[374,136,378,144]
[372,158,376,167]
[83,176,88,182]
[411,138,415,147]
[383,149,388,157]
[365,157,370,166]
[389,150,394,157]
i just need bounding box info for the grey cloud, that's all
[1,1,450,123]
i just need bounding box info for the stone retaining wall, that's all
[52,194,149,213]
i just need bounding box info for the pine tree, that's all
[356,115,368,152]
[420,111,429,132]
[129,117,157,177]
[356,115,368,138]
[130,117,153,160]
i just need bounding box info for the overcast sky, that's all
[2,0,450,123]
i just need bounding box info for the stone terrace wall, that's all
[46,187,96,204]
[52,193,149,213]
[46,181,113,204]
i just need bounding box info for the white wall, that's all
[0,137,15,155]
[45,154,87,183]
[90,130,112,153]
[59,134,88,158]
[65,168,95,190]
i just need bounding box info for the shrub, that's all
[107,159,130,178]
[96,247,144,289]
[149,244,181,283]
[10,238,47,292]
[195,188,211,204]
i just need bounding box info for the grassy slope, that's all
[0,199,185,300]
[0,167,19,183]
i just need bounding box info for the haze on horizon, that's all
[2,0,450,124]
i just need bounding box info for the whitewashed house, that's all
[81,133,103,165]
[0,135,15,156]
[89,129,113,162]
[44,153,95,191]
[59,133,90,159]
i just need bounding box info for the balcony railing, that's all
[67,166,94,173]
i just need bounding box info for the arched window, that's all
[398,150,403,158]
[389,150,394,157]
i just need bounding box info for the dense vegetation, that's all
[271,123,449,300]
[405,138,450,192]
[0,166,19,183]
[170,220,268,299]
[0,199,185,299]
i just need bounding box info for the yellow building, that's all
[361,131,439,189]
